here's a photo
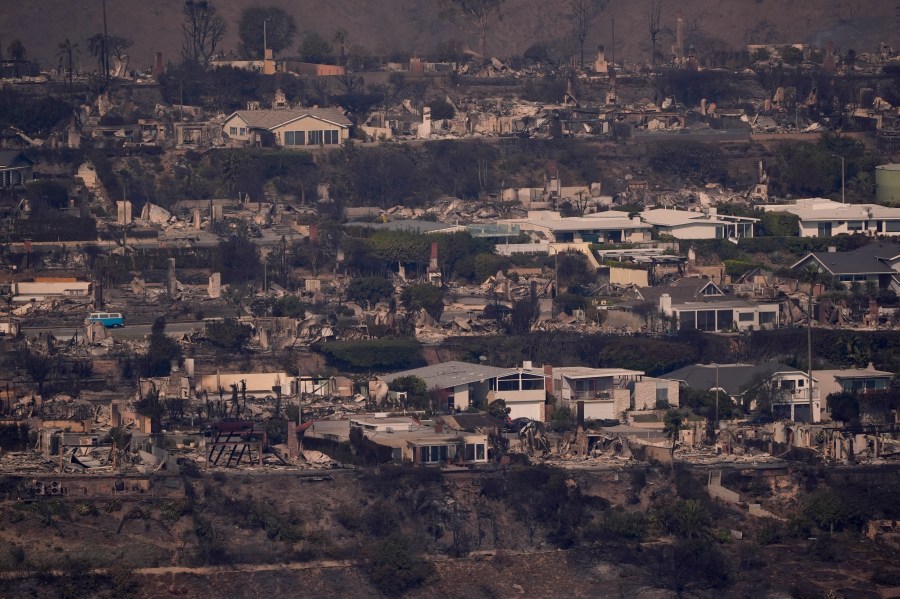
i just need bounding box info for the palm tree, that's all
[664,408,683,459]
[57,38,78,88]
[86,33,107,77]
[333,28,349,66]
[678,499,708,539]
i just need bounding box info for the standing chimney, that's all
[167,258,177,298]
[659,293,673,317]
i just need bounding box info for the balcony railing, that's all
[573,391,613,401]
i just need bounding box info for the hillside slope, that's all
[1,0,897,70]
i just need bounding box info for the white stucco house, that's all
[760,198,900,238]
[222,108,352,148]
[640,207,757,239]
[500,210,652,244]
[380,360,548,421]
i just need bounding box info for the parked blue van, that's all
[86,312,125,328]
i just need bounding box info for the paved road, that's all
[22,321,204,340]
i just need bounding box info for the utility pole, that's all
[102,0,109,87]
[840,156,846,204]
[714,362,719,434]
[263,18,270,58]
[808,282,814,422]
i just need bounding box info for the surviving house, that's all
[305,415,490,466]
[791,242,900,291]
[502,210,652,244]
[547,366,679,421]
[814,365,894,399]
[0,150,34,188]
[222,108,352,148]
[625,277,781,332]
[662,362,821,422]
[379,360,547,421]
[767,369,820,422]
[760,198,900,237]
[640,207,757,239]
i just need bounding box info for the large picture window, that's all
[284,131,306,146]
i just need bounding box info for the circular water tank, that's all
[876,164,900,205]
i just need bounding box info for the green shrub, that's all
[588,508,648,542]
[755,520,783,545]
[316,338,424,371]
[367,534,434,597]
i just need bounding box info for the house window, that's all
[284,131,306,146]
[239,127,247,136]
[759,311,776,325]
[573,379,592,397]
[679,311,696,330]
[520,375,544,391]
[656,387,669,404]
[716,309,733,329]
[229,127,237,135]
[464,443,485,462]
[798,379,804,387]
[447,394,455,411]
[325,130,339,144]
[309,130,324,145]
[847,221,863,231]
[497,377,519,392]
[886,221,900,232]
[421,445,448,464]
[739,312,754,322]
[817,223,832,236]
[696,310,716,332]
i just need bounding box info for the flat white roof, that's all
[759,198,900,221]
[640,208,758,227]
[554,366,645,379]
[814,368,894,380]
[507,214,651,232]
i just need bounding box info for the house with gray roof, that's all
[791,242,900,292]
[0,150,33,188]
[661,362,822,422]
[222,108,352,148]
[380,360,547,421]
[625,277,782,332]
[305,415,490,466]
